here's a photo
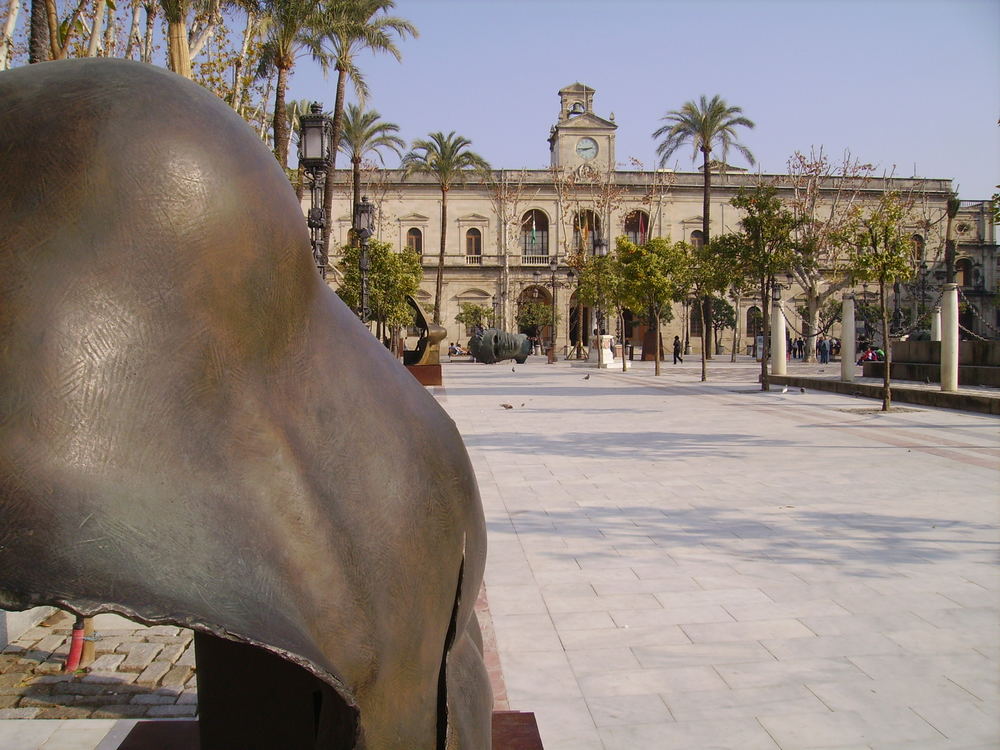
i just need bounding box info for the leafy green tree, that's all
[339,103,405,218]
[336,239,421,343]
[320,0,416,259]
[653,94,755,357]
[722,184,800,390]
[681,239,742,381]
[576,245,632,371]
[516,300,558,339]
[711,297,736,346]
[843,191,915,411]
[455,302,492,330]
[402,131,490,323]
[618,238,687,376]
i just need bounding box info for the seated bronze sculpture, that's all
[468,329,532,365]
[0,59,490,748]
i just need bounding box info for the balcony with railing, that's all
[520,254,552,266]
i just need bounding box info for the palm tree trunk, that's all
[434,187,448,324]
[880,279,891,411]
[322,68,348,261]
[701,147,714,360]
[167,20,191,77]
[28,0,49,63]
[272,64,290,168]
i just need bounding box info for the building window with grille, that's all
[521,210,549,255]
[910,234,924,264]
[573,210,601,254]
[690,230,704,249]
[466,228,482,256]
[406,228,422,254]
[956,258,971,287]
[624,210,649,244]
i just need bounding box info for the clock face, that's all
[576,137,598,160]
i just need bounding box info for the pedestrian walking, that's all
[672,335,683,364]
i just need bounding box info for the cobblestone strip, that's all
[0,610,198,719]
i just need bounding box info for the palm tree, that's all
[339,103,405,212]
[653,95,754,357]
[257,0,328,168]
[320,0,416,259]
[402,131,490,324]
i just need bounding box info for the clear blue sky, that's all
[287,0,999,199]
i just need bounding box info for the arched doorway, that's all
[517,285,553,348]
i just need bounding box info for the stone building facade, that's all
[321,83,997,353]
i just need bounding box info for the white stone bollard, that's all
[841,294,856,383]
[771,298,787,376]
[940,284,958,392]
[931,306,941,342]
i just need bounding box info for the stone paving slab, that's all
[434,356,1000,749]
[1,355,997,749]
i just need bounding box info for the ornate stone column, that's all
[841,293,856,383]
[940,284,959,392]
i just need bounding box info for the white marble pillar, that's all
[940,284,958,392]
[771,297,787,376]
[841,294,856,382]
[930,306,941,341]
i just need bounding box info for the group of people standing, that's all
[785,335,840,364]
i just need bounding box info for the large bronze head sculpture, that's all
[0,59,490,748]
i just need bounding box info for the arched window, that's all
[746,306,762,337]
[573,210,601,254]
[406,228,422,254]
[624,210,649,244]
[690,230,704,249]
[956,258,972,287]
[521,210,549,256]
[910,234,924,265]
[466,228,482,256]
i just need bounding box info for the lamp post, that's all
[533,258,573,363]
[297,103,332,278]
[491,295,499,328]
[593,237,608,336]
[353,196,374,322]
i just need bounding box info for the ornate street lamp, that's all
[534,258,573,362]
[297,103,332,278]
[593,236,608,336]
[353,196,374,321]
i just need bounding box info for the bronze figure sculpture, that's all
[0,59,490,749]
[468,329,532,365]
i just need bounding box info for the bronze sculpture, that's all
[468,329,532,365]
[0,59,490,748]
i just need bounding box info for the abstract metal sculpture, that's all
[0,59,490,749]
[468,329,532,365]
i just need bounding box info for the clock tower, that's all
[548,82,617,172]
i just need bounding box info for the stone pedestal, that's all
[841,294,856,383]
[405,364,443,386]
[587,334,626,369]
[941,284,958,392]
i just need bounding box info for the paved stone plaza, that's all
[1,356,997,749]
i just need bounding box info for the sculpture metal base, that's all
[406,364,443,386]
[116,711,543,749]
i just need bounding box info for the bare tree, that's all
[786,147,875,361]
